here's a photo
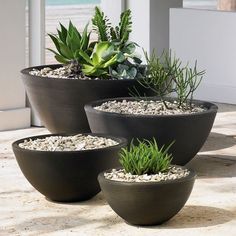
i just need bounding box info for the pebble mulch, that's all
[18,134,119,151]
[104,166,190,182]
[95,100,205,115]
[29,65,91,80]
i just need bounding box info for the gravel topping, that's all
[29,65,92,80]
[18,134,119,151]
[95,100,205,115]
[104,166,190,182]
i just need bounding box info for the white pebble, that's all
[19,135,119,151]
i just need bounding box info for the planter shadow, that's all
[200,132,236,152]
[187,154,236,178]
[149,205,235,229]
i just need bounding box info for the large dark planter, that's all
[21,64,151,133]
[12,133,127,202]
[85,97,218,165]
[98,167,196,225]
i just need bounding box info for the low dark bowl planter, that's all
[85,97,218,165]
[12,133,127,202]
[98,167,196,226]
[21,64,152,133]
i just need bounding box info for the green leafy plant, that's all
[48,8,144,80]
[110,60,145,80]
[78,42,125,77]
[91,7,144,80]
[92,6,110,41]
[92,6,132,46]
[48,21,92,68]
[139,50,205,108]
[119,139,173,175]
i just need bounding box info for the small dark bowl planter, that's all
[85,97,218,165]
[12,133,127,202]
[21,64,152,133]
[98,167,196,226]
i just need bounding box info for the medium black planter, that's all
[98,167,196,225]
[85,97,218,165]
[21,64,151,133]
[12,133,127,202]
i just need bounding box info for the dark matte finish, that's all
[21,64,152,133]
[12,133,127,202]
[85,97,218,165]
[98,167,196,226]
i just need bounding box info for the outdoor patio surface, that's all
[1,103,236,236]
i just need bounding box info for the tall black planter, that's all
[21,64,151,133]
[12,133,127,202]
[85,97,218,165]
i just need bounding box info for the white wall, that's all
[126,0,151,54]
[0,0,30,130]
[28,0,45,126]
[101,0,125,25]
[170,8,236,104]
[127,0,182,56]
[101,0,182,57]
[150,0,183,55]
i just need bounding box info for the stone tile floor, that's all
[1,103,236,235]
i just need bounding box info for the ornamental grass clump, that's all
[119,139,173,175]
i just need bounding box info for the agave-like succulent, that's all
[48,21,92,66]
[78,42,126,77]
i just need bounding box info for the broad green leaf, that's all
[81,23,90,50]
[48,34,61,54]
[68,21,74,36]
[82,64,94,74]
[101,45,115,60]
[58,42,73,59]
[103,55,117,68]
[67,31,81,52]
[94,42,110,58]
[116,52,125,63]
[47,48,60,56]
[59,23,68,43]
[55,54,70,64]
[92,52,100,65]
[78,50,93,65]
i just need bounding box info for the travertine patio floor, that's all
[1,103,236,236]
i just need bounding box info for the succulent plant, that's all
[110,61,146,80]
[119,139,173,175]
[92,6,132,46]
[48,21,92,66]
[78,42,125,77]
[138,50,205,108]
[47,8,144,80]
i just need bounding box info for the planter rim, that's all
[21,64,140,82]
[98,166,196,186]
[85,97,218,118]
[12,133,127,155]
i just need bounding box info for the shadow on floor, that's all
[160,205,235,229]
[187,154,236,178]
[3,204,234,234]
[200,132,236,152]
[2,208,121,236]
